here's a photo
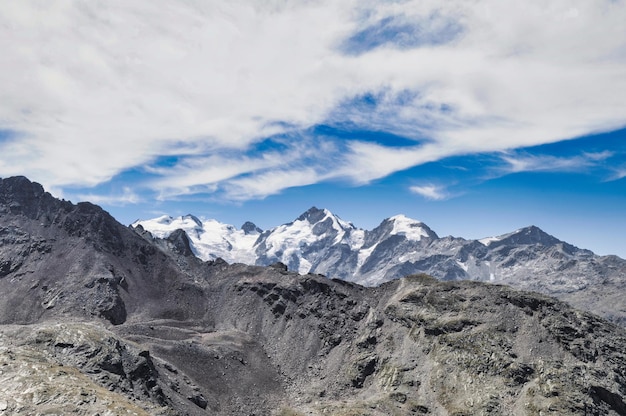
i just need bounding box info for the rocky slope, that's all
[135,207,626,326]
[1,176,626,415]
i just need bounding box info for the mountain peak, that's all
[484,225,563,247]
[181,214,202,227]
[0,176,72,220]
[389,214,422,224]
[152,215,174,225]
[386,214,438,241]
[0,175,44,193]
[296,206,329,224]
[241,221,262,235]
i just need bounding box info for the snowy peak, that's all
[182,214,202,228]
[133,214,203,239]
[254,207,358,274]
[296,206,328,224]
[296,207,354,232]
[134,209,615,293]
[132,215,259,264]
[388,214,438,241]
[482,225,563,248]
[365,214,437,248]
[152,215,172,225]
[284,207,352,235]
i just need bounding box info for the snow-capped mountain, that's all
[134,207,626,325]
[132,214,261,264]
[133,207,440,284]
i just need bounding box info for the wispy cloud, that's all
[1,0,625,201]
[146,135,343,199]
[77,187,141,206]
[607,166,626,182]
[337,141,447,184]
[500,151,614,173]
[223,167,326,201]
[409,184,449,200]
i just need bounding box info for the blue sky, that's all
[1,1,625,257]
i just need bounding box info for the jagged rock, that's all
[241,221,262,235]
[165,228,195,257]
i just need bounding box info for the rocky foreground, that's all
[1,176,625,415]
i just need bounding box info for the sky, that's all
[1,0,625,257]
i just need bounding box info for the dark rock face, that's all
[33,324,165,404]
[296,206,327,223]
[0,176,208,326]
[0,175,71,220]
[241,221,262,235]
[1,176,626,415]
[165,228,195,257]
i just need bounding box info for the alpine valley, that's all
[134,206,626,326]
[1,176,626,415]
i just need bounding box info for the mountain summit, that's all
[296,206,329,223]
[482,225,567,248]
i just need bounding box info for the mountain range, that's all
[134,206,626,326]
[1,176,626,415]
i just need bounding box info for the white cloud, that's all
[409,184,449,200]
[223,167,326,201]
[500,151,613,173]
[0,0,625,199]
[146,135,342,199]
[614,170,626,181]
[604,165,626,182]
[77,187,141,206]
[337,141,448,184]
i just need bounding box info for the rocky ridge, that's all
[1,176,625,415]
[135,207,626,326]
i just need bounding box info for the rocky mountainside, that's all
[135,207,626,326]
[2,176,626,415]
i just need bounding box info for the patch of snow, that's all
[264,219,320,258]
[196,219,258,264]
[133,215,201,239]
[346,229,365,251]
[456,260,468,272]
[398,250,421,263]
[479,236,502,246]
[389,214,429,241]
[357,243,378,270]
[320,209,355,245]
[133,216,258,264]
[298,257,312,274]
[154,215,173,225]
